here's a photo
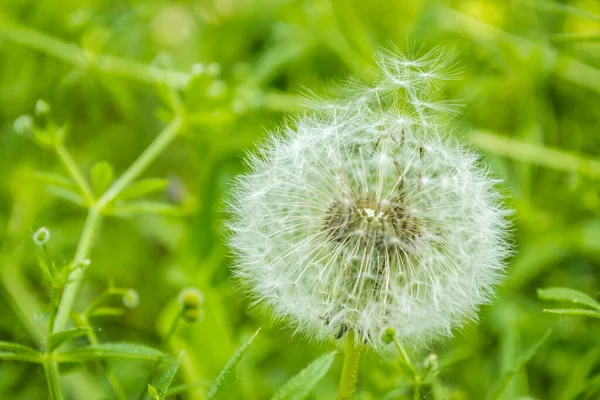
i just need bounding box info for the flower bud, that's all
[14,115,34,135]
[382,327,396,345]
[33,227,50,246]
[177,287,204,323]
[35,99,51,116]
[122,289,140,309]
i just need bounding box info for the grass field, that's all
[2,0,600,399]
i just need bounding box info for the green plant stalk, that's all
[392,337,421,400]
[43,356,64,400]
[52,117,183,333]
[337,330,362,400]
[96,117,183,209]
[52,207,101,333]
[0,14,190,88]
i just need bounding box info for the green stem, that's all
[52,207,102,333]
[392,337,421,400]
[43,355,64,400]
[52,118,183,333]
[0,14,190,88]
[337,331,362,400]
[96,117,183,210]
[55,144,95,206]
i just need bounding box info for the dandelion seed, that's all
[228,49,510,351]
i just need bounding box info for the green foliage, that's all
[270,351,337,400]
[486,330,552,400]
[207,328,261,400]
[1,0,600,398]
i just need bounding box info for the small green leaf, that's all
[28,171,76,190]
[47,328,91,352]
[486,330,552,400]
[270,351,337,400]
[154,354,181,398]
[0,341,43,363]
[537,287,600,311]
[543,308,600,318]
[56,343,163,363]
[89,307,126,317]
[117,178,169,201]
[207,328,261,400]
[148,384,160,400]
[107,201,182,216]
[91,161,114,196]
[47,186,86,207]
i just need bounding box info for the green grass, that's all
[1,0,600,399]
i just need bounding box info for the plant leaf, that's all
[117,178,169,201]
[537,287,600,311]
[28,171,76,190]
[270,351,337,400]
[107,201,182,216]
[543,308,600,318]
[89,307,126,317]
[0,341,43,363]
[56,343,163,363]
[486,330,552,400]
[206,328,261,400]
[47,328,91,352]
[148,384,160,400]
[47,186,86,207]
[91,161,114,196]
[154,354,181,398]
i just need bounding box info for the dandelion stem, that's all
[337,330,362,400]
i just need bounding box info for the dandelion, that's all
[228,48,510,352]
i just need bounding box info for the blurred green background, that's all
[2,0,600,399]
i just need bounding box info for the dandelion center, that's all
[323,193,422,258]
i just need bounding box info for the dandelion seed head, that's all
[228,48,510,351]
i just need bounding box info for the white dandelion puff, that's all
[228,49,511,351]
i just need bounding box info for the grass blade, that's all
[544,309,600,318]
[206,328,261,400]
[537,287,600,311]
[486,330,552,400]
[270,351,337,400]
